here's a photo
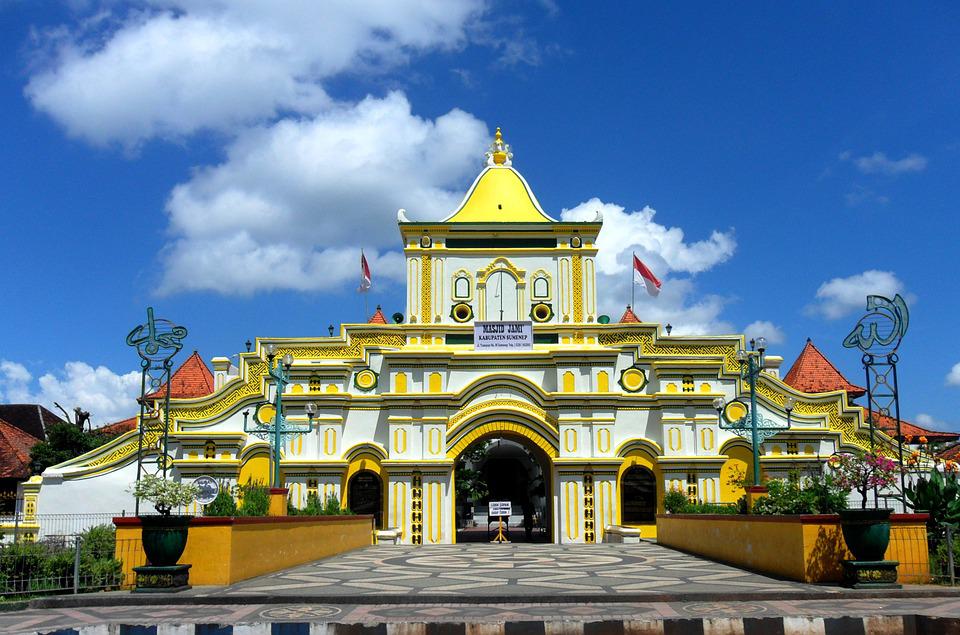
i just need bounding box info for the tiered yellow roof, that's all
[442,128,556,224]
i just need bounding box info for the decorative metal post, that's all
[126,307,188,515]
[843,294,909,509]
[719,338,789,487]
[243,344,311,489]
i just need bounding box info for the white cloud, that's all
[807,270,906,320]
[916,413,947,429]
[845,184,889,207]
[561,199,737,335]
[26,1,483,146]
[841,151,928,175]
[743,320,785,346]
[158,92,488,295]
[0,360,140,426]
[947,362,960,387]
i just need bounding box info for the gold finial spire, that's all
[485,126,513,166]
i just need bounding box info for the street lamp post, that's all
[718,337,790,487]
[244,344,312,494]
[266,345,294,488]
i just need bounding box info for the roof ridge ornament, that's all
[485,127,513,166]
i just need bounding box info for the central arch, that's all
[450,426,555,543]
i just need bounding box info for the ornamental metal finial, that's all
[842,294,909,357]
[485,127,513,166]
[126,307,188,363]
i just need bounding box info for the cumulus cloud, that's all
[0,360,140,426]
[26,1,483,146]
[947,362,960,387]
[159,92,488,295]
[807,270,906,320]
[840,151,928,175]
[561,199,737,335]
[916,413,947,429]
[743,320,785,346]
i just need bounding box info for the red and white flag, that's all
[358,250,372,292]
[633,254,661,297]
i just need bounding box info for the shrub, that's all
[663,489,688,514]
[204,488,238,517]
[681,502,739,515]
[291,493,353,516]
[751,472,847,515]
[237,481,270,517]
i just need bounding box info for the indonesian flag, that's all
[633,254,662,297]
[358,250,372,292]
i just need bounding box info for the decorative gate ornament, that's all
[126,307,188,515]
[843,294,909,507]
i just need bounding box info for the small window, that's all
[786,441,798,455]
[309,376,322,392]
[533,276,549,299]
[454,276,471,299]
[204,441,216,459]
[682,376,695,392]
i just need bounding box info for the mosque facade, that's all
[25,130,885,544]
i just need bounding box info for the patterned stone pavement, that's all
[4,599,960,635]
[5,544,960,634]
[218,543,810,596]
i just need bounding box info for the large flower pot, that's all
[140,515,192,566]
[839,508,892,561]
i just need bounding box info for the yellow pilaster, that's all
[420,254,432,324]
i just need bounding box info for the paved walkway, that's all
[217,543,810,597]
[6,544,960,634]
[5,599,960,634]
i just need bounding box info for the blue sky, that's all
[1,2,958,429]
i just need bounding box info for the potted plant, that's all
[129,474,199,566]
[828,451,899,561]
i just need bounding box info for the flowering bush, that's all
[827,451,899,509]
[129,474,199,516]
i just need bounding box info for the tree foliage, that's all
[29,423,119,475]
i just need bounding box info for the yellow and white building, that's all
[28,129,882,543]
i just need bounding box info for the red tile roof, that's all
[0,418,41,479]
[98,416,138,436]
[368,306,388,324]
[940,444,960,461]
[0,404,65,440]
[783,339,866,398]
[619,306,640,323]
[144,351,214,400]
[870,410,960,443]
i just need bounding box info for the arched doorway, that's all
[620,466,657,524]
[454,435,552,543]
[348,470,383,528]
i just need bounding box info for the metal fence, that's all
[0,512,130,543]
[0,528,141,598]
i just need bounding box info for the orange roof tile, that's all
[368,306,388,324]
[0,417,41,479]
[869,410,959,443]
[619,306,640,323]
[144,351,215,400]
[783,339,866,398]
[98,416,138,436]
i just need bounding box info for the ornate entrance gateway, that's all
[455,436,552,543]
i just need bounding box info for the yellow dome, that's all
[443,166,555,223]
[442,127,556,223]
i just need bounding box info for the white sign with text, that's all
[474,321,533,351]
[488,501,513,517]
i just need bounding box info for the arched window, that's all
[621,466,656,523]
[454,275,471,300]
[485,270,519,321]
[533,276,549,299]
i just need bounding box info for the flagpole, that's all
[631,252,635,309]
